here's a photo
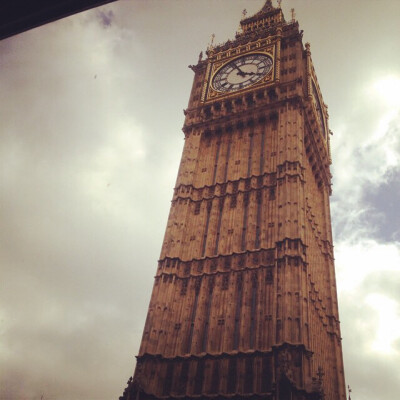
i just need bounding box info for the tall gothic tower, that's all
[121,2,346,400]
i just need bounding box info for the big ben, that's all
[120,1,346,399]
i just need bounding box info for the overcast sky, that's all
[1,1,400,399]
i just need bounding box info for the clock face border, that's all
[204,47,276,102]
[211,53,273,94]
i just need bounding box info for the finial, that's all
[291,8,296,22]
[237,9,246,34]
[198,51,203,62]
[348,385,352,400]
[277,0,282,8]
[207,33,215,52]
[258,0,274,12]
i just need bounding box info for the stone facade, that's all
[120,2,346,400]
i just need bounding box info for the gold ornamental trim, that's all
[203,43,276,102]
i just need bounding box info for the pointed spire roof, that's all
[261,0,276,13]
[238,0,284,35]
[245,0,279,21]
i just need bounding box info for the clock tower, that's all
[120,1,346,400]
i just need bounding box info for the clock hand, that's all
[232,63,246,76]
[232,64,256,77]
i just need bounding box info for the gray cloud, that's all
[363,166,400,242]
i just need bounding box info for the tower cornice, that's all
[182,87,303,132]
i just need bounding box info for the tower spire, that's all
[237,0,284,37]
[261,0,276,12]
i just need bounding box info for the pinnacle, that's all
[261,0,275,12]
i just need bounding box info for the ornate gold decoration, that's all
[203,45,276,102]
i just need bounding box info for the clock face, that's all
[212,53,273,93]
